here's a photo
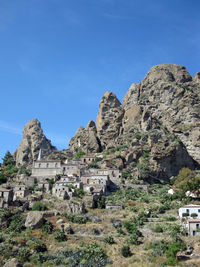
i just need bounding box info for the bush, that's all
[121,245,132,257]
[42,220,53,234]
[17,247,31,263]
[62,213,90,224]
[153,225,164,233]
[54,230,66,242]
[75,150,85,160]
[7,213,25,234]
[104,235,115,244]
[32,201,47,211]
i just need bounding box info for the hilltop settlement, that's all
[1,64,200,266]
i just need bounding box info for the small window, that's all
[193,231,196,236]
[55,163,57,167]
[198,209,200,213]
[196,224,199,229]
[46,163,49,168]
[39,163,41,168]
[186,209,189,213]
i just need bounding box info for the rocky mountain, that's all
[69,120,101,153]
[14,119,57,166]
[69,64,200,181]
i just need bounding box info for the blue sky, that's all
[0,0,200,161]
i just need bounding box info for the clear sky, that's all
[0,0,200,161]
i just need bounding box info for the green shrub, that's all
[76,188,85,198]
[165,256,178,266]
[54,230,66,242]
[153,225,164,233]
[121,245,132,257]
[7,213,25,234]
[62,213,90,224]
[104,235,115,244]
[17,247,31,263]
[42,220,53,234]
[75,150,85,160]
[32,201,47,211]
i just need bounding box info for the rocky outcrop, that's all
[69,120,101,153]
[14,119,57,166]
[25,211,44,229]
[123,64,200,164]
[69,64,200,181]
[96,91,124,149]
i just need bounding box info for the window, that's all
[39,163,41,168]
[196,224,199,229]
[55,163,57,167]
[186,209,189,213]
[193,231,196,236]
[46,163,49,168]
[198,209,200,213]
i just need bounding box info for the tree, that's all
[2,151,15,166]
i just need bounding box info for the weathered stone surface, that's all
[96,91,124,149]
[3,258,22,267]
[14,119,56,166]
[69,64,200,181]
[25,211,44,229]
[69,121,101,153]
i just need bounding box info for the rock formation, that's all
[96,91,124,149]
[69,120,101,153]
[14,119,57,166]
[69,64,200,181]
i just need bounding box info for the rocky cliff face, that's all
[14,119,57,166]
[69,120,101,153]
[69,64,200,180]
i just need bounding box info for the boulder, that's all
[25,211,44,229]
[3,258,22,267]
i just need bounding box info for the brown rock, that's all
[14,119,56,166]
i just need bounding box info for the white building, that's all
[179,205,200,219]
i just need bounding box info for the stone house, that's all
[185,219,200,236]
[38,181,52,192]
[13,185,29,200]
[58,177,82,189]
[179,205,200,219]
[52,182,77,200]
[81,156,96,164]
[0,188,13,207]
[62,163,85,177]
[31,160,62,178]
[16,174,36,186]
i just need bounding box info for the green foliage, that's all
[18,247,31,263]
[41,220,53,234]
[32,201,47,211]
[122,171,132,179]
[27,237,47,252]
[121,245,132,257]
[87,162,100,169]
[7,213,25,234]
[62,213,91,224]
[75,150,85,160]
[137,162,152,179]
[135,133,141,140]
[104,235,115,244]
[54,230,66,242]
[98,196,106,209]
[76,188,85,198]
[153,224,164,233]
[2,151,15,166]
[106,187,142,206]
[174,168,200,194]
[81,242,107,260]
[19,165,31,176]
